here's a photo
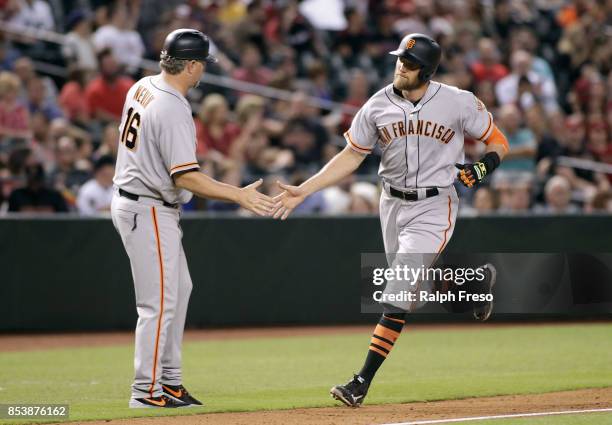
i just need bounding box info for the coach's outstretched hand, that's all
[272,182,306,220]
[238,179,278,217]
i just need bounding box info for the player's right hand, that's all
[272,182,306,220]
[238,179,277,217]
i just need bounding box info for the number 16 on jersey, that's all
[121,107,141,151]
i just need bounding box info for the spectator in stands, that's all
[474,79,498,111]
[58,67,90,125]
[328,34,376,98]
[348,181,379,214]
[0,71,30,141]
[93,1,145,74]
[472,187,498,215]
[393,0,435,37]
[230,43,273,89]
[217,0,247,26]
[6,0,55,31]
[588,190,612,213]
[509,27,555,82]
[334,8,368,60]
[278,1,325,67]
[49,136,91,205]
[507,181,533,214]
[8,157,67,213]
[28,112,51,162]
[341,69,370,131]
[279,92,328,169]
[366,9,400,79]
[232,0,268,51]
[495,50,558,115]
[553,114,610,197]
[62,10,97,76]
[268,47,298,91]
[321,184,351,215]
[85,49,134,121]
[25,77,63,121]
[244,127,294,175]
[536,175,579,214]
[497,104,537,173]
[526,106,561,163]
[302,60,332,102]
[76,155,114,216]
[194,94,240,158]
[494,173,533,215]
[12,57,58,105]
[93,122,119,161]
[572,66,609,117]
[470,38,508,84]
[0,32,20,71]
[225,94,293,175]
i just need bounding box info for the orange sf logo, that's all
[406,39,416,49]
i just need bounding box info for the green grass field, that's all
[0,323,611,424]
[466,412,612,425]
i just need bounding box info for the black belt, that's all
[389,187,439,201]
[119,188,178,209]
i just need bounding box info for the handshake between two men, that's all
[233,178,311,220]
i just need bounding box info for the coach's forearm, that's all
[300,146,366,196]
[173,171,240,202]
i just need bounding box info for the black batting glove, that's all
[455,152,501,189]
[455,162,487,188]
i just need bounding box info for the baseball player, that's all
[272,33,509,407]
[111,29,276,408]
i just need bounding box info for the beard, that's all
[394,75,425,91]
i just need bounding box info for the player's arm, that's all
[456,96,509,188]
[173,171,276,216]
[273,145,367,220]
[456,125,509,188]
[273,98,377,219]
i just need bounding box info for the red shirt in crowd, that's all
[470,62,509,83]
[85,76,134,119]
[0,100,29,134]
[194,118,241,156]
[59,81,89,121]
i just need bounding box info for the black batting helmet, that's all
[389,33,441,82]
[162,29,218,64]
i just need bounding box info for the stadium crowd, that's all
[0,0,610,215]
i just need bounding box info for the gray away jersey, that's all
[345,81,493,189]
[113,75,200,204]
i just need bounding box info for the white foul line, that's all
[380,407,612,425]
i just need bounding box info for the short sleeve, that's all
[76,184,95,215]
[462,93,493,142]
[344,102,378,155]
[158,109,200,176]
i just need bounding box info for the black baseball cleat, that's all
[330,375,370,407]
[162,384,203,406]
[128,394,188,408]
[473,263,496,321]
